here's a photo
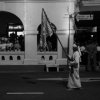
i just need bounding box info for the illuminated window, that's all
[0,11,24,52]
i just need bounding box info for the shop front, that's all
[75,11,100,65]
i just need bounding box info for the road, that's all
[0,68,100,100]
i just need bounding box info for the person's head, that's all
[73,44,78,52]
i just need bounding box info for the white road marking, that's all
[37,78,65,81]
[37,77,100,82]
[7,92,44,95]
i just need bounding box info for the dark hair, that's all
[73,47,78,52]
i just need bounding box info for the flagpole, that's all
[54,33,71,61]
[41,8,71,61]
[44,8,71,60]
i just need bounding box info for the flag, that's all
[41,8,53,37]
[40,8,54,51]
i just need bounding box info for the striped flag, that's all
[40,8,53,51]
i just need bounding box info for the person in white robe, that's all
[67,44,82,90]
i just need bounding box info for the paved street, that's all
[0,66,100,100]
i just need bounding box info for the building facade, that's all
[0,0,76,65]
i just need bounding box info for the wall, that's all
[0,0,75,65]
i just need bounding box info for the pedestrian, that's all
[67,44,82,90]
[86,41,97,72]
[80,42,88,71]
